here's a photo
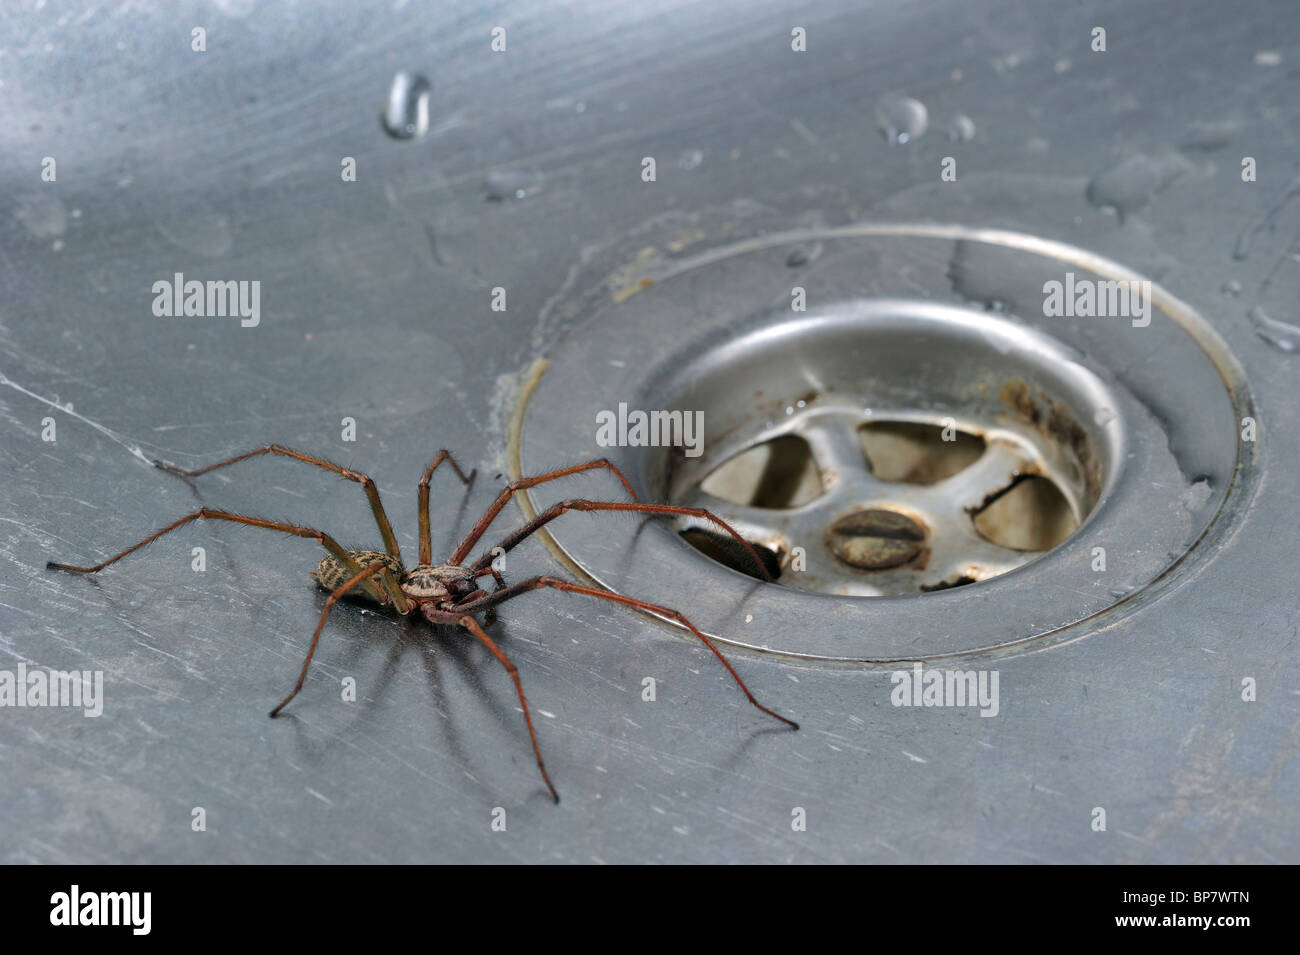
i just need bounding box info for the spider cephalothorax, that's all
[47,444,797,803]
[397,562,476,601]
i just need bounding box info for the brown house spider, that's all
[46,445,798,802]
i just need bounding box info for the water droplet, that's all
[1247,306,1300,352]
[1254,50,1282,67]
[1221,279,1242,296]
[483,169,542,202]
[947,115,976,142]
[213,0,257,17]
[1181,117,1243,152]
[875,93,928,145]
[1084,152,1193,222]
[155,201,232,257]
[991,53,1023,73]
[678,149,704,170]
[785,242,822,268]
[382,72,431,140]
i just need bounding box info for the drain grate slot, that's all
[700,434,823,508]
[679,527,784,581]
[972,473,1078,552]
[859,421,985,485]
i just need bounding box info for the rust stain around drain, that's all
[1000,379,1102,504]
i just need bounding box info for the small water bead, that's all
[875,93,928,145]
[382,72,432,140]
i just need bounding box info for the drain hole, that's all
[972,475,1078,551]
[699,434,823,508]
[920,575,979,592]
[859,422,986,485]
[679,528,783,581]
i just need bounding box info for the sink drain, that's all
[514,224,1256,661]
[655,302,1118,597]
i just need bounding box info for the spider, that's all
[46,445,798,802]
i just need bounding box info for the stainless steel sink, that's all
[2,0,1295,863]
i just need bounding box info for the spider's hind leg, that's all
[154,445,404,562]
[47,508,394,605]
[271,559,405,717]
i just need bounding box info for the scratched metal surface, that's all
[1,0,1297,863]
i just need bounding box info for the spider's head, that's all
[311,550,404,594]
[400,563,477,602]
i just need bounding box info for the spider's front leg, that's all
[468,498,773,582]
[469,564,510,626]
[416,449,476,565]
[448,458,638,565]
[455,576,799,731]
[423,605,559,803]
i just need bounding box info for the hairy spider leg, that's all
[454,576,798,730]
[270,559,406,718]
[448,459,638,566]
[467,567,509,626]
[422,605,559,803]
[45,508,402,606]
[467,499,773,582]
[154,445,404,561]
[417,449,476,565]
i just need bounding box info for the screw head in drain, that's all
[825,508,927,570]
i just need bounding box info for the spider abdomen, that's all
[313,550,404,593]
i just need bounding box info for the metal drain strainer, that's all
[514,225,1255,661]
[658,301,1119,597]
